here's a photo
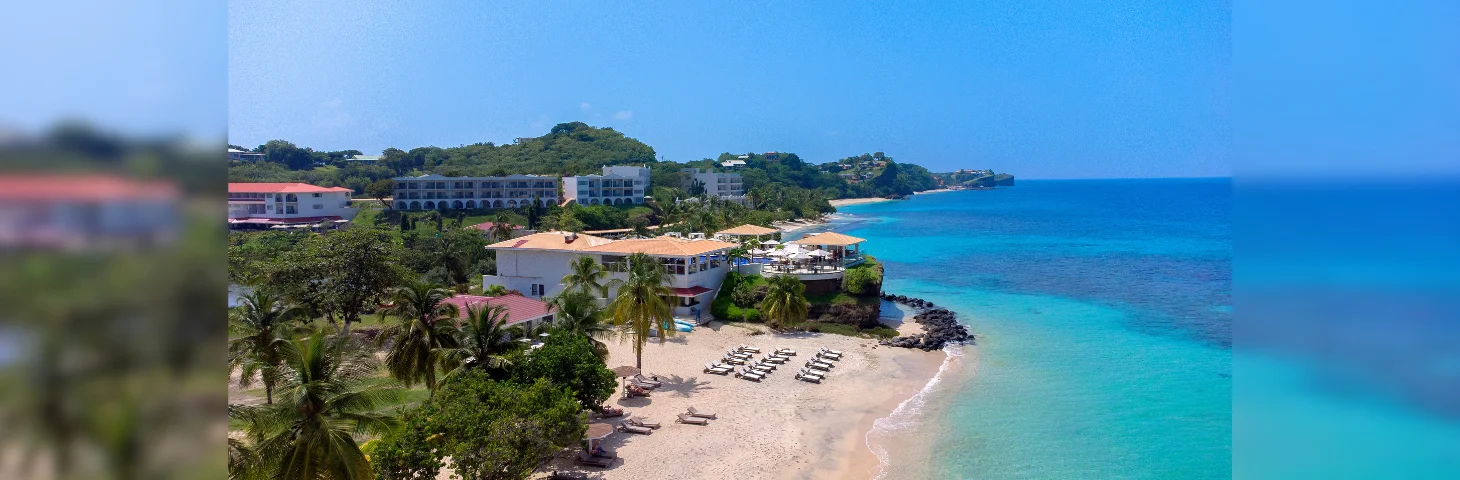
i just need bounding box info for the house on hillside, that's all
[227,182,356,229]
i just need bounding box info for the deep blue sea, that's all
[820,179,1233,478]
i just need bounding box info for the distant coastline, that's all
[828,188,963,207]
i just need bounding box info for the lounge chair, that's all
[735,368,764,381]
[629,380,659,390]
[739,344,761,353]
[806,361,832,372]
[797,368,825,380]
[795,372,822,383]
[629,416,661,429]
[775,347,797,356]
[762,356,787,364]
[814,353,840,363]
[575,451,615,467]
[551,470,590,480]
[625,385,651,397]
[727,351,752,360]
[721,356,747,365]
[594,406,624,418]
[676,413,710,425]
[704,363,733,375]
[633,374,663,387]
[749,364,774,374]
[617,421,653,435]
[820,347,844,356]
[687,406,718,419]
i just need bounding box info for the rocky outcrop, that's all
[878,292,973,351]
[809,301,881,329]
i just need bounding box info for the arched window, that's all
[493,200,503,208]
[590,199,600,205]
[285,194,297,202]
[507,200,518,208]
[394,201,405,209]
[452,200,464,209]
[424,201,435,209]
[409,201,420,210]
[613,198,622,205]
[465,200,476,209]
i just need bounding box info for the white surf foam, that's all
[866,343,968,480]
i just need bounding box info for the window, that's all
[312,205,323,210]
[312,193,322,197]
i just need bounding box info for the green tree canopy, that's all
[510,333,617,410]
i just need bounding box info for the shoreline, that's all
[532,313,948,479]
[828,188,962,208]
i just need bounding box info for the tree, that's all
[230,331,400,480]
[227,288,306,405]
[759,274,809,329]
[511,334,617,410]
[549,290,613,359]
[437,303,519,385]
[606,253,674,369]
[308,225,406,332]
[371,374,583,480]
[488,214,515,242]
[366,178,396,207]
[561,255,608,298]
[378,280,461,391]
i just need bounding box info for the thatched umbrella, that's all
[611,365,641,378]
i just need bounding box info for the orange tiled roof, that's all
[485,231,613,252]
[715,224,778,236]
[788,231,867,247]
[583,236,737,257]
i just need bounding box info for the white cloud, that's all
[613,110,633,120]
[580,102,592,112]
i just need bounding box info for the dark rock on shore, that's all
[878,291,974,351]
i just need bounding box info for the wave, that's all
[866,343,968,480]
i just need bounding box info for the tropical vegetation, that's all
[605,253,675,369]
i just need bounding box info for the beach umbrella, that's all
[584,422,614,440]
[749,248,769,255]
[809,249,833,257]
[761,239,781,246]
[790,252,812,260]
[767,249,789,257]
[611,365,641,378]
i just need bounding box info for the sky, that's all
[225,0,1231,179]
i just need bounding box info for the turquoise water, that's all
[829,179,1232,478]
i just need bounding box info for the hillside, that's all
[935,169,1015,188]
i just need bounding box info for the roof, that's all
[347,155,383,161]
[228,148,248,153]
[468,222,522,232]
[670,286,713,297]
[227,183,353,194]
[0,174,178,201]
[441,294,554,326]
[716,224,778,236]
[583,236,737,257]
[789,231,867,247]
[227,215,345,225]
[485,231,614,252]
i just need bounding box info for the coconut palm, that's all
[561,255,609,298]
[437,303,518,385]
[230,331,400,480]
[377,280,460,391]
[228,288,307,405]
[606,253,675,369]
[550,290,613,358]
[759,274,809,329]
[488,214,515,242]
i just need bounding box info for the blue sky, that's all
[228,1,1231,179]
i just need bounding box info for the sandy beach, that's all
[533,318,944,480]
[828,197,896,207]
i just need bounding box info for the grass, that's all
[802,321,898,339]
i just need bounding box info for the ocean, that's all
[808,179,1233,479]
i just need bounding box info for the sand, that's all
[532,320,944,480]
[828,197,896,207]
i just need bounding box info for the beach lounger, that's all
[775,347,797,356]
[814,353,840,363]
[727,351,752,360]
[617,421,653,435]
[687,406,718,419]
[795,372,822,383]
[806,361,832,372]
[629,416,661,429]
[735,368,764,381]
[705,363,733,374]
[625,385,651,397]
[575,451,615,467]
[629,381,659,391]
[749,364,774,374]
[762,356,787,364]
[809,358,834,368]
[676,413,709,425]
[551,470,590,480]
[721,356,747,365]
[820,347,844,356]
[739,344,761,353]
[633,374,663,387]
[798,368,825,380]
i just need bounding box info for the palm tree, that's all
[759,274,809,330]
[436,303,518,385]
[228,288,307,405]
[231,331,400,480]
[377,280,460,391]
[488,214,515,242]
[606,253,674,369]
[561,255,609,298]
[550,290,613,359]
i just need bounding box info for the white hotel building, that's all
[682,168,746,201]
[484,231,736,318]
[227,183,357,227]
[562,165,649,206]
[391,174,559,210]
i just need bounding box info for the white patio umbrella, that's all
[789,252,812,260]
[808,249,833,258]
[761,239,781,246]
[749,248,769,256]
[767,249,790,257]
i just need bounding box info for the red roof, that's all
[442,294,554,326]
[670,286,713,297]
[227,215,345,225]
[467,222,522,232]
[0,174,178,201]
[227,183,352,194]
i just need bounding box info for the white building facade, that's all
[227,183,357,226]
[228,148,264,162]
[682,168,746,201]
[562,165,649,206]
[391,174,559,210]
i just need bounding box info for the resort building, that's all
[484,231,738,317]
[562,165,649,206]
[681,168,746,202]
[391,174,559,210]
[0,174,179,250]
[442,294,555,330]
[227,182,356,228]
[228,148,264,162]
[788,232,867,267]
[344,154,382,165]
